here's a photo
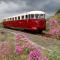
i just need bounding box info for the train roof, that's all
[14,11,45,17]
[4,11,45,19]
[17,11,45,16]
[27,11,45,14]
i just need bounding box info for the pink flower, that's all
[48,19,58,26]
[15,33,29,42]
[28,49,42,60]
[0,41,12,55]
[15,45,23,55]
[15,34,22,40]
[28,49,48,60]
[48,19,60,36]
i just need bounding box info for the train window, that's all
[40,14,45,18]
[12,18,14,21]
[28,14,30,19]
[18,16,20,20]
[4,19,6,21]
[35,14,40,19]
[11,18,12,20]
[10,18,11,20]
[22,16,24,19]
[44,14,45,18]
[40,14,43,16]
[30,14,34,19]
[10,18,12,21]
[15,17,17,20]
[8,18,10,21]
[11,18,13,21]
[25,15,28,19]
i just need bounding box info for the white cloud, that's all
[0,1,27,21]
[0,1,27,13]
[0,0,60,22]
[0,2,8,13]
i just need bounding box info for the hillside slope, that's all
[50,13,60,23]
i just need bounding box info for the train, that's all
[2,11,46,32]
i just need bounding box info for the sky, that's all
[0,0,60,21]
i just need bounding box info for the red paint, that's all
[3,18,46,31]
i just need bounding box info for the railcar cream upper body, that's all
[3,11,45,21]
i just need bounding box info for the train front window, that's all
[35,14,40,19]
[40,14,45,18]
[35,14,45,19]
[30,14,34,19]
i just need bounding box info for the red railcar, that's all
[3,11,46,32]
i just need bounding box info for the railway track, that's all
[3,28,52,38]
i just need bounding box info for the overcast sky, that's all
[0,0,60,21]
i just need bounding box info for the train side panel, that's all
[27,19,46,31]
[3,18,46,31]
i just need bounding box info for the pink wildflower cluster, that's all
[15,33,29,41]
[0,31,48,60]
[15,33,34,46]
[15,33,33,54]
[15,34,23,40]
[15,44,23,55]
[15,33,48,60]
[0,42,11,55]
[47,19,60,36]
[0,41,12,59]
[28,49,48,60]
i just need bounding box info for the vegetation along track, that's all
[1,28,59,51]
